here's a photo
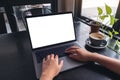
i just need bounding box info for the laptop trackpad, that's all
[60,56,84,72]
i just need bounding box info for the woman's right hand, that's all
[65,46,93,62]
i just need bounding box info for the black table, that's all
[0,21,120,80]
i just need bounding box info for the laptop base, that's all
[33,54,85,79]
[32,42,85,79]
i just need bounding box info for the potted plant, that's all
[89,20,101,33]
[97,4,119,36]
[97,4,120,53]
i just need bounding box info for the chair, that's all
[29,8,43,16]
[0,13,7,34]
[21,8,43,28]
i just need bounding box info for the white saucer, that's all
[85,38,108,49]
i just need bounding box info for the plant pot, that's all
[89,21,101,33]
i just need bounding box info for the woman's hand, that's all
[65,46,93,62]
[40,54,63,80]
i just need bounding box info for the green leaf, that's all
[97,7,103,15]
[114,18,119,23]
[101,25,105,29]
[117,40,120,45]
[113,29,119,35]
[110,15,115,25]
[99,15,108,20]
[114,31,119,35]
[114,44,119,50]
[105,4,112,15]
[109,31,113,39]
[115,40,120,50]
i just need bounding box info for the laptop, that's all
[25,12,85,79]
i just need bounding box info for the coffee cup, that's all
[89,33,105,46]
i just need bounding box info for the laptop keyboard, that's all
[35,44,77,63]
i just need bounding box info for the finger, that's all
[46,55,50,60]
[43,58,46,63]
[42,58,46,66]
[65,48,79,53]
[65,49,77,54]
[65,46,79,51]
[50,54,54,59]
[59,60,63,69]
[69,45,79,49]
[55,55,58,62]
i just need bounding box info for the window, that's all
[0,0,58,33]
[13,3,52,31]
[81,0,119,27]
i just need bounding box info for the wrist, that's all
[40,73,54,80]
[88,52,98,61]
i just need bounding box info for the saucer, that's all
[85,38,108,49]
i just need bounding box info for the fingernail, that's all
[73,53,77,56]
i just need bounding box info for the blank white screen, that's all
[26,13,75,49]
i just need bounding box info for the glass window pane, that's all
[0,7,11,34]
[81,0,119,27]
[13,3,51,31]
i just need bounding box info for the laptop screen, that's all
[26,13,76,49]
